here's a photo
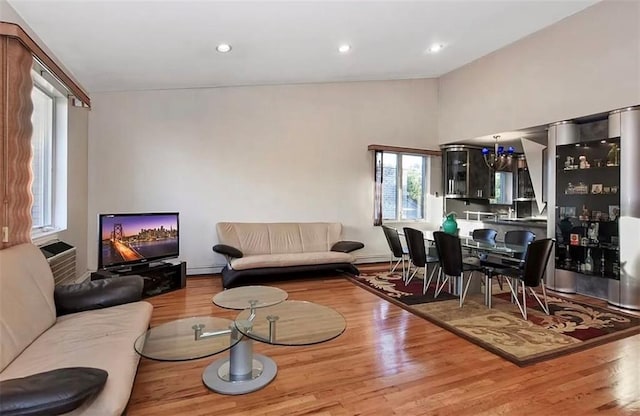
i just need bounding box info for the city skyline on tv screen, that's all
[99,213,179,268]
[100,214,178,240]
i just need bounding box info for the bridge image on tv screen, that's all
[100,214,178,267]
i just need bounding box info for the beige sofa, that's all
[0,243,153,415]
[213,222,364,288]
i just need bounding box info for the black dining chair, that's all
[484,230,536,298]
[403,228,440,293]
[382,225,409,278]
[503,230,536,264]
[466,228,498,265]
[472,228,498,242]
[493,238,555,320]
[432,231,484,306]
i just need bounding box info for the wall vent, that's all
[39,240,76,286]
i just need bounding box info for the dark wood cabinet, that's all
[91,261,186,298]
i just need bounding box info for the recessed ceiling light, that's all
[216,44,232,53]
[426,43,445,54]
[338,44,351,54]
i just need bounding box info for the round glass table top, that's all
[235,300,346,346]
[212,285,288,310]
[134,317,240,361]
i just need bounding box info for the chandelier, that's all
[482,135,514,171]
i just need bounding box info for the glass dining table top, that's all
[235,300,346,346]
[460,238,528,256]
[417,230,528,257]
[134,317,239,361]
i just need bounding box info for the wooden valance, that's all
[368,144,441,156]
[0,22,90,107]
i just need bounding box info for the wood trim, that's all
[368,144,441,156]
[0,22,90,107]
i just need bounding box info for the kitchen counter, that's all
[456,217,548,240]
[484,219,547,229]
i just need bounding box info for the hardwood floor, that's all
[127,265,640,415]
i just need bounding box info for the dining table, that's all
[399,229,530,307]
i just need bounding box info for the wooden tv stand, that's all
[91,261,186,298]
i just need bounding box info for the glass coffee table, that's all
[135,286,346,395]
[212,285,288,310]
[134,316,240,361]
[203,299,346,394]
[234,300,346,346]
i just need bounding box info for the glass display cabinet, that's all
[555,138,620,280]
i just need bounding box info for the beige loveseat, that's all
[0,243,153,415]
[213,222,364,288]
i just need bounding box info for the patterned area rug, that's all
[347,269,640,366]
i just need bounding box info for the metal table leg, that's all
[202,322,277,395]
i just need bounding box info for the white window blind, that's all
[31,85,54,230]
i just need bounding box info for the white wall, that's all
[88,79,440,273]
[58,106,89,278]
[438,0,640,143]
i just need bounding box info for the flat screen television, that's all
[98,212,179,270]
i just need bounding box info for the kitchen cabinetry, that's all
[443,145,491,200]
[514,155,534,201]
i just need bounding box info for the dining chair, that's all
[503,230,536,263]
[472,228,498,242]
[493,238,555,320]
[432,231,484,307]
[467,228,498,264]
[382,225,408,278]
[484,230,537,295]
[403,227,440,293]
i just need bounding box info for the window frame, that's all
[30,82,56,231]
[382,151,430,222]
[30,66,68,240]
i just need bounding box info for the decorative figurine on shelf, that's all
[565,182,574,195]
[579,155,590,169]
[442,212,458,235]
[564,156,575,170]
[607,144,620,166]
[579,205,590,221]
[588,223,599,243]
[609,205,620,221]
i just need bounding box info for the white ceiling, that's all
[7,0,598,93]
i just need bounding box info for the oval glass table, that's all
[212,285,288,310]
[235,300,346,346]
[134,316,240,361]
[202,300,346,395]
[135,287,346,395]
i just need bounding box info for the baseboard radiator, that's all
[39,240,76,286]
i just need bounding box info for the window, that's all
[30,68,67,237]
[376,151,429,222]
[31,85,54,230]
